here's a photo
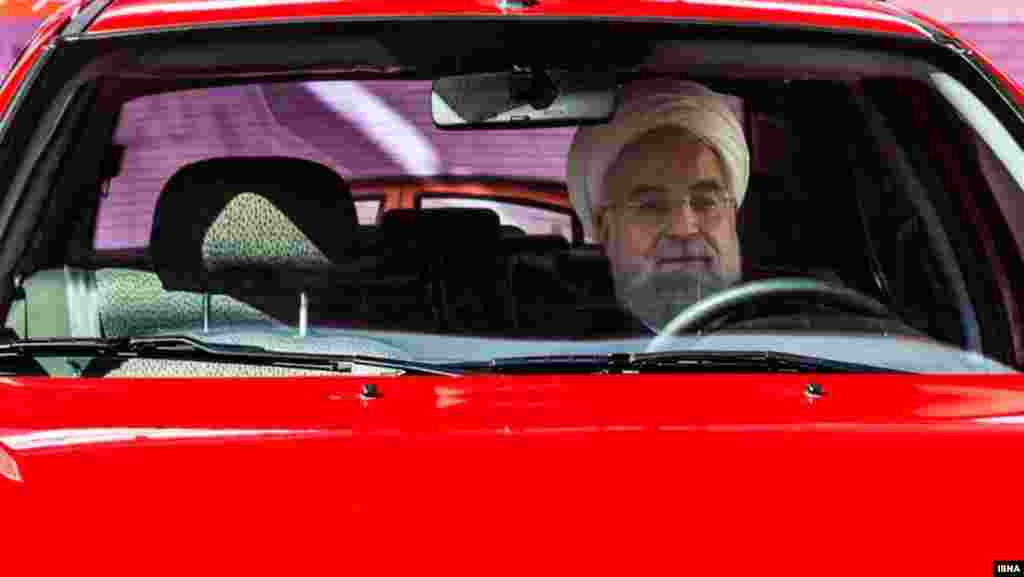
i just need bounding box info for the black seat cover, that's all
[150,156,358,293]
[378,207,503,332]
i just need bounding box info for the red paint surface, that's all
[960,36,1024,108]
[952,23,1024,88]
[86,0,934,38]
[0,1,79,119]
[2,373,1023,573]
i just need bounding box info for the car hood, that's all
[2,373,1021,573]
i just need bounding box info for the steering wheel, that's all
[644,277,893,353]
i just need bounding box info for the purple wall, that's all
[97,81,576,248]
[950,23,1024,82]
[0,18,47,79]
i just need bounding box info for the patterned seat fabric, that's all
[93,269,273,337]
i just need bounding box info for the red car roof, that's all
[83,0,937,39]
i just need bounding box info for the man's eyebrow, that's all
[626,185,668,199]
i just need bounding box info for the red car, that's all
[2,0,1024,573]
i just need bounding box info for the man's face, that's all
[596,127,742,330]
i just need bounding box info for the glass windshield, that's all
[7,27,1023,374]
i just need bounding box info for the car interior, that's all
[0,21,1020,375]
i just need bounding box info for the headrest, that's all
[380,208,501,251]
[150,157,358,292]
[500,225,527,238]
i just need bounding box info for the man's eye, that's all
[690,194,719,210]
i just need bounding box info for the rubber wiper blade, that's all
[0,337,120,355]
[126,336,463,376]
[0,336,461,376]
[631,350,905,373]
[0,336,274,357]
[452,353,637,374]
[487,354,622,370]
[127,336,270,355]
[473,350,904,374]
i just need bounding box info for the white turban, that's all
[566,78,750,239]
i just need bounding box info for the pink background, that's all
[0,2,1019,249]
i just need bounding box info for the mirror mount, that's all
[432,69,618,129]
[509,69,558,110]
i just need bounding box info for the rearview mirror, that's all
[432,69,618,128]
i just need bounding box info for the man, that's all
[566,79,751,331]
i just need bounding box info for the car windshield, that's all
[4,21,1023,374]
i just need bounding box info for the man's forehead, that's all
[605,129,727,194]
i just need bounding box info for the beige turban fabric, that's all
[566,78,751,239]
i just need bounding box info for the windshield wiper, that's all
[0,336,461,376]
[463,350,905,374]
[0,337,902,375]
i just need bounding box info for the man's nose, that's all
[664,202,700,237]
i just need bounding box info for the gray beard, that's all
[615,269,732,331]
